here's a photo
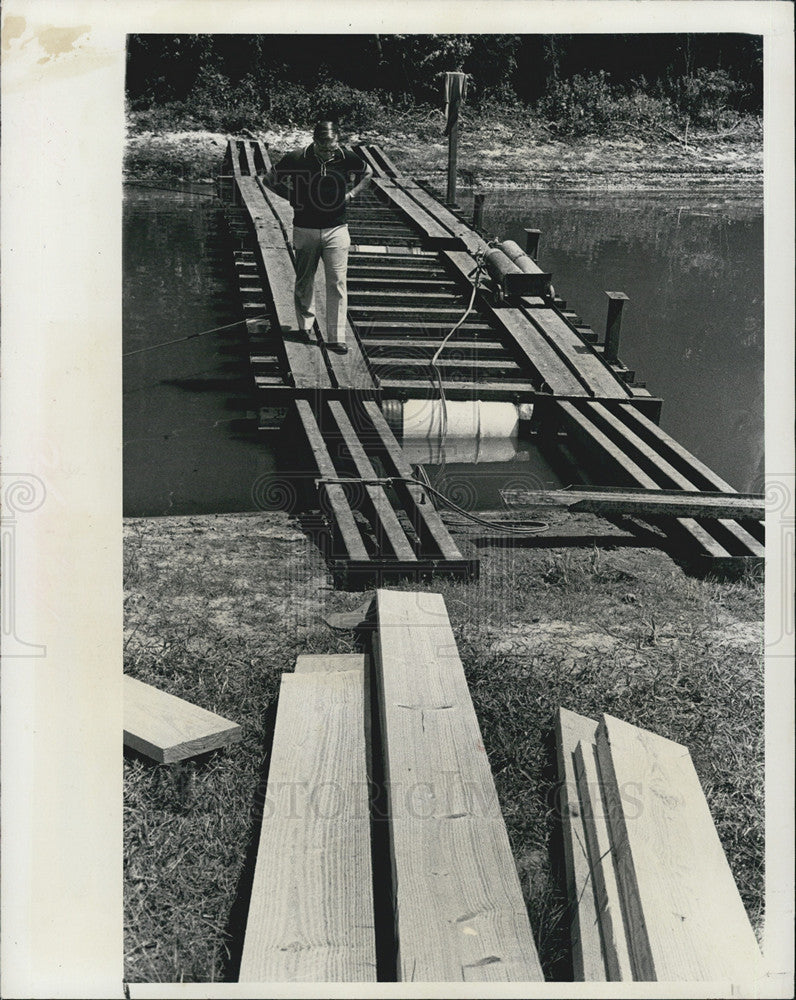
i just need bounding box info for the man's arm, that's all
[345,162,373,204]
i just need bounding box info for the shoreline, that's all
[125,124,763,192]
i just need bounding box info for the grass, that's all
[123,511,764,983]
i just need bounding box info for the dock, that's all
[218,137,763,580]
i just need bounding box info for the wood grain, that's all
[372,589,543,982]
[595,713,763,984]
[123,675,241,764]
[554,708,606,982]
[573,740,633,981]
[239,668,376,982]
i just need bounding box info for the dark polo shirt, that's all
[273,144,368,228]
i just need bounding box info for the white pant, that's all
[293,224,351,344]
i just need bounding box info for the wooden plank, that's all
[440,251,587,396]
[500,487,765,520]
[239,668,377,982]
[372,589,543,982]
[123,675,241,764]
[294,400,369,561]
[394,184,488,257]
[587,403,764,558]
[555,708,606,982]
[522,306,630,399]
[595,714,763,984]
[362,401,467,563]
[556,402,732,560]
[372,178,461,247]
[378,379,537,402]
[312,273,377,392]
[295,653,367,674]
[573,741,633,982]
[616,403,738,493]
[368,144,404,178]
[240,140,257,177]
[327,401,417,561]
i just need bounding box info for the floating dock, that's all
[218,137,763,580]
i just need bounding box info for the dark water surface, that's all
[123,186,763,516]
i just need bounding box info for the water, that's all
[476,190,764,493]
[123,186,764,516]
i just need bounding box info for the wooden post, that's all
[444,71,467,206]
[604,291,629,362]
[524,228,541,260]
[473,191,486,229]
[446,118,459,206]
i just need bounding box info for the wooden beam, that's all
[595,713,763,984]
[371,589,543,982]
[123,675,241,764]
[555,708,606,982]
[500,487,765,520]
[362,400,467,563]
[294,400,370,562]
[295,653,367,674]
[327,401,418,562]
[372,178,461,247]
[239,667,376,982]
[573,740,633,981]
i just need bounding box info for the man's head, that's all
[312,120,341,158]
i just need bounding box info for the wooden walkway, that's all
[218,137,762,573]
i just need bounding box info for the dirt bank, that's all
[125,122,762,191]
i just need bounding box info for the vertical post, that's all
[444,71,467,206]
[473,192,485,230]
[524,228,541,260]
[447,119,459,206]
[604,291,629,363]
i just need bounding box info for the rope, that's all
[316,475,549,535]
[123,316,267,358]
[428,255,488,473]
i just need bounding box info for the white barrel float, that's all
[497,239,539,274]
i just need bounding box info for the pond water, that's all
[123,185,763,517]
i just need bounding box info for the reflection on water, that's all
[124,186,764,516]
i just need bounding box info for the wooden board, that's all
[500,487,765,520]
[595,713,763,984]
[362,400,466,562]
[372,177,461,246]
[440,251,586,396]
[312,272,377,392]
[555,708,606,982]
[522,306,630,399]
[123,675,241,764]
[295,653,367,674]
[573,741,633,981]
[327,401,417,561]
[294,400,369,561]
[239,668,377,982]
[555,402,732,560]
[372,589,543,982]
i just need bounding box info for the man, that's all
[265,121,372,354]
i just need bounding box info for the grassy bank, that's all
[123,509,764,983]
[125,117,762,192]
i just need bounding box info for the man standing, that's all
[265,121,372,354]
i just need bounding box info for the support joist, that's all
[372,589,543,982]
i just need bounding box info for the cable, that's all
[123,316,267,358]
[316,475,549,535]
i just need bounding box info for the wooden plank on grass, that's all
[123,675,241,764]
[573,741,633,981]
[595,713,763,984]
[372,589,543,982]
[239,668,376,982]
[555,708,606,982]
[295,653,367,674]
